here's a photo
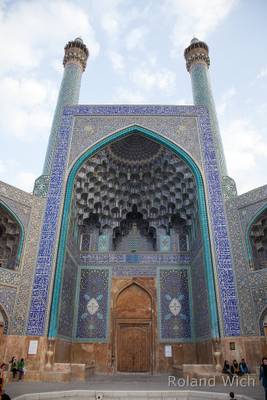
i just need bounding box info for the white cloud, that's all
[132,66,176,92]
[108,50,125,73]
[163,0,237,53]
[98,0,151,43]
[113,88,145,103]
[222,118,267,193]
[0,158,36,192]
[101,11,120,37]
[0,160,6,175]
[0,0,100,74]
[217,87,236,115]
[15,172,36,193]
[0,76,55,141]
[125,27,148,51]
[257,67,267,79]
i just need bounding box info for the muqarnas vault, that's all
[0,37,267,379]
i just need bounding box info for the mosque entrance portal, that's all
[52,129,219,372]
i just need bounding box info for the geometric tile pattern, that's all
[225,188,267,336]
[58,252,77,338]
[160,235,171,252]
[158,268,191,341]
[98,234,109,252]
[198,108,241,336]
[75,267,110,340]
[0,285,17,333]
[191,249,211,339]
[80,253,191,265]
[43,63,82,175]
[27,110,74,335]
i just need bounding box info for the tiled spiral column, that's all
[184,38,227,177]
[42,38,89,176]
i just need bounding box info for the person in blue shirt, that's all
[239,358,250,374]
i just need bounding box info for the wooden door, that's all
[117,323,151,372]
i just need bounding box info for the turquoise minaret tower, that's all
[184,38,228,177]
[42,37,89,176]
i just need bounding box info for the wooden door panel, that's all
[117,323,150,372]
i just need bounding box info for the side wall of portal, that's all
[226,184,267,337]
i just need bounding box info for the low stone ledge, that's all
[13,390,255,400]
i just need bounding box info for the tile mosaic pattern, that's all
[27,105,240,337]
[160,235,171,252]
[158,268,191,341]
[191,249,211,338]
[33,175,50,198]
[251,286,267,335]
[112,264,160,277]
[225,189,267,336]
[0,285,17,333]
[197,108,241,336]
[70,115,202,169]
[11,196,46,335]
[0,269,20,286]
[58,252,77,338]
[190,63,227,176]
[75,267,110,340]
[80,253,191,265]
[0,184,32,230]
[98,234,109,252]
[27,111,73,335]
[43,63,82,175]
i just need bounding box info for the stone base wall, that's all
[1,335,266,379]
[220,336,267,370]
[0,335,48,372]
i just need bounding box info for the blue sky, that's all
[0,0,266,194]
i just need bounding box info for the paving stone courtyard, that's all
[5,375,264,400]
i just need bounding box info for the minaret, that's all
[184,38,227,177]
[42,37,89,175]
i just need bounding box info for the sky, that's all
[0,0,266,195]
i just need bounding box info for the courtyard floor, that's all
[5,374,264,400]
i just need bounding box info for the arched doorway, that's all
[113,282,153,373]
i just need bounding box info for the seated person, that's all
[239,358,250,374]
[223,360,232,376]
[231,359,241,375]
